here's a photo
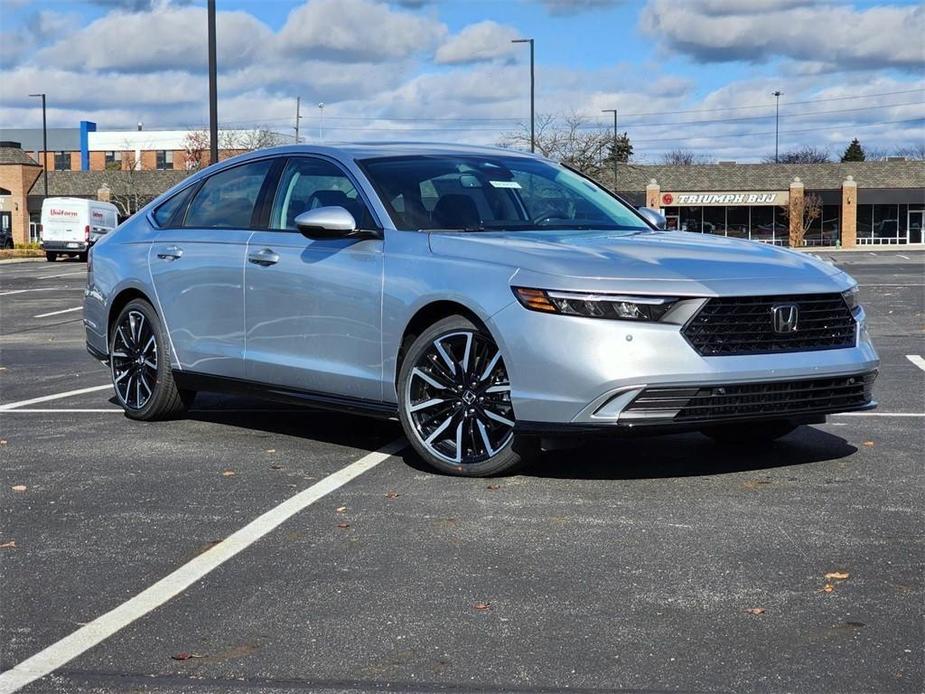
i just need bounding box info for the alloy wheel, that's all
[405,330,514,465]
[111,310,158,410]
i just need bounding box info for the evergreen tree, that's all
[841,138,865,162]
[604,132,633,165]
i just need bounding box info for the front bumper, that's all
[488,301,880,427]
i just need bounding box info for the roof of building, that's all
[0,127,81,153]
[0,146,40,166]
[615,160,925,192]
[28,170,190,197]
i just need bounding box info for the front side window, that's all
[185,159,273,229]
[360,155,649,233]
[270,157,375,230]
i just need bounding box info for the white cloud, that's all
[278,0,446,62]
[641,0,925,72]
[435,21,520,65]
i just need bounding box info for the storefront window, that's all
[819,204,840,246]
[662,206,679,230]
[873,204,900,240]
[679,206,702,232]
[703,207,725,235]
[726,206,749,238]
[751,206,773,243]
[857,204,873,239]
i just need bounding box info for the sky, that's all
[0,0,922,162]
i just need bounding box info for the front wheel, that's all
[397,315,536,476]
[110,298,194,420]
[700,421,797,444]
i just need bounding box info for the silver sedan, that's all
[84,144,878,476]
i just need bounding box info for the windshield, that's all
[359,155,651,232]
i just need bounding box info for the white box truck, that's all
[41,197,119,262]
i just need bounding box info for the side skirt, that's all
[172,370,398,420]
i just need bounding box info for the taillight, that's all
[85,225,90,242]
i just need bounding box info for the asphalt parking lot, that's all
[1,251,923,693]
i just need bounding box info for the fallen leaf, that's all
[821,584,835,593]
[0,541,16,549]
[385,491,399,500]
[336,506,348,512]
[486,484,501,491]
[336,522,350,529]
[473,602,491,611]
[11,485,26,492]
[863,440,875,447]
[825,571,849,580]
[744,608,766,615]
[270,464,283,470]
[222,469,236,477]
[266,449,276,454]
[171,652,207,661]
[0,439,7,445]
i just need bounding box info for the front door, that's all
[0,211,11,246]
[149,158,274,379]
[908,210,924,244]
[244,156,384,401]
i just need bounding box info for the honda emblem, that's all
[771,304,799,333]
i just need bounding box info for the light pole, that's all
[772,90,782,163]
[602,108,618,190]
[317,103,325,143]
[294,96,302,144]
[28,93,48,199]
[511,38,535,152]
[207,0,218,165]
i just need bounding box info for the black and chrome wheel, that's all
[701,421,797,444]
[109,298,194,421]
[398,315,536,476]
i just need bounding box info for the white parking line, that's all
[905,355,925,372]
[0,385,113,411]
[33,306,82,319]
[37,272,86,280]
[833,412,924,417]
[896,254,911,260]
[0,408,120,413]
[0,288,84,296]
[0,437,406,693]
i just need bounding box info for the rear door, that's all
[149,158,276,379]
[42,200,86,246]
[244,155,384,400]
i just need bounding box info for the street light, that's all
[772,90,782,163]
[294,96,302,144]
[511,38,535,153]
[207,0,218,165]
[601,108,618,190]
[28,93,48,199]
[318,102,325,143]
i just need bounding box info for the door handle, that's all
[156,245,183,260]
[247,248,280,267]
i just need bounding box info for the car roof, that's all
[249,142,545,162]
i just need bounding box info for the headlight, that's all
[513,287,677,321]
[842,285,860,312]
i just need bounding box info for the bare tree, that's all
[107,145,143,217]
[778,192,822,247]
[659,149,714,165]
[763,146,831,164]
[182,129,210,170]
[182,127,283,167]
[893,143,925,160]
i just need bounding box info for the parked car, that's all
[41,197,119,262]
[84,144,879,476]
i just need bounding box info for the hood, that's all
[428,229,852,296]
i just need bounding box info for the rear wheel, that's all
[397,315,536,477]
[110,298,194,420]
[701,421,797,444]
[45,252,57,262]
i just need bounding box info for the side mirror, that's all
[295,206,362,240]
[637,206,667,230]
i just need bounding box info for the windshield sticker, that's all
[489,180,522,189]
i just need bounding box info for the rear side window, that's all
[185,159,273,229]
[153,185,195,227]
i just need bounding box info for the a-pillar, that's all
[788,176,805,248]
[645,179,660,211]
[841,175,857,248]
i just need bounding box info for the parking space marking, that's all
[1,408,120,413]
[834,412,924,417]
[33,307,82,319]
[0,437,406,694]
[0,385,113,411]
[37,271,86,280]
[905,355,925,372]
[0,288,84,296]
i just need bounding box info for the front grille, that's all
[622,372,875,424]
[683,293,856,356]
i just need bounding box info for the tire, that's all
[45,252,57,262]
[701,421,797,444]
[397,315,536,477]
[78,252,88,262]
[110,298,195,421]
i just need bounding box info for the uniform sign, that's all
[661,191,788,207]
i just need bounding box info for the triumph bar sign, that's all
[661,191,788,207]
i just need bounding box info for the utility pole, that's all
[28,93,48,198]
[602,108,618,190]
[511,38,535,152]
[318,102,325,143]
[207,0,218,165]
[294,97,302,144]
[772,90,782,163]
